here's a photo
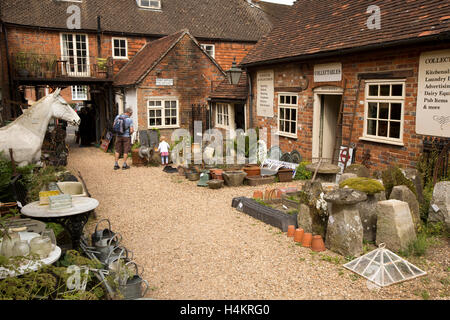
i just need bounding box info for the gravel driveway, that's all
[67,144,449,300]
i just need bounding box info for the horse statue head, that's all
[48,88,81,125]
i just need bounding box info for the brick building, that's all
[240,0,450,171]
[114,30,226,139]
[0,0,289,140]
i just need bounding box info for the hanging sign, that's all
[314,63,342,82]
[156,78,174,86]
[257,70,274,117]
[416,49,450,138]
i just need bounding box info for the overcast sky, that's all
[262,0,295,4]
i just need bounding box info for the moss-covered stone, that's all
[344,164,370,177]
[381,166,417,199]
[339,177,385,195]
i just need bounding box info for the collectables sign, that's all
[416,49,450,138]
[257,70,274,117]
[314,63,342,82]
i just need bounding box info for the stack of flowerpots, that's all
[288,225,325,252]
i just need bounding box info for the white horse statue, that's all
[0,88,80,166]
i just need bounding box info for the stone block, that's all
[390,185,421,230]
[376,200,417,252]
[357,192,386,242]
[428,181,450,231]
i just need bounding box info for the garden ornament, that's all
[197,172,210,187]
[0,88,80,166]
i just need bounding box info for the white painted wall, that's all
[124,88,138,143]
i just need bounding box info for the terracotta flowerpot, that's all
[294,228,304,243]
[253,190,263,200]
[311,235,326,252]
[210,169,224,181]
[287,225,295,237]
[244,165,261,177]
[301,233,313,247]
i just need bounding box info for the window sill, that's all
[148,125,180,130]
[113,57,129,60]
[359,136,404,147]
[276,132,298,140]
[215,124,231,130]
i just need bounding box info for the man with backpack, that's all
[113,108,134,170]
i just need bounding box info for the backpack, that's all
[113,115,128,135]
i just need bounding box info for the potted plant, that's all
[96,58,108,78]
[15,52,30,77]
[45,55,57,78]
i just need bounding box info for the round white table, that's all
[21,197,99,249]
[0,231,62,279]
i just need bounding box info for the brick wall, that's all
[135,34,226,141]
[199,40,255,71]
[249,42,450,172]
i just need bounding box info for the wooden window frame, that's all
[147,98,179,129]
[277,93,298,139]
[112,37,128,60]
[361,80,405,146]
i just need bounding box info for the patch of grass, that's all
[320,254,343,265]
[421,290,430,300]
[349,274,359,281]
[299,257,306,262]
[338,270,345,276]
[345,255,355,262]
[439,277,450,286]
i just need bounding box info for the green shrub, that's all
[381,165,417,199]
[294,161,312,181]
[339,177,385,195]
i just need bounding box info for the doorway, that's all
[234,104,246,131]
[312,87,343,163]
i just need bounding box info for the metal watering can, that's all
[117,261,149,300]
[105,246,134,268]
[94,233,123,264]
[91,219,116,246]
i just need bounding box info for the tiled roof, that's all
[242,0,450,66]
[0,0,288,42]
[114,29,224,87]
[210,72,248,100]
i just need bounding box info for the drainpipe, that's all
[1,21,14,119]
[245,67,253,129]
[97,16,102,57]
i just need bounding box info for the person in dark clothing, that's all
[78,107,91,147]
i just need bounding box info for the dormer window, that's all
[137,0,161,9]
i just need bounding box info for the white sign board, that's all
[314,63,342,82]
[156,78,174,86]
[416,49,450,137]
[337,146,354,173]
[257,70,274,117]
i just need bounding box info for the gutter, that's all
[1,22,260,44]
[240,32,450,68]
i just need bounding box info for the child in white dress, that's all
[157,136,170,165]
